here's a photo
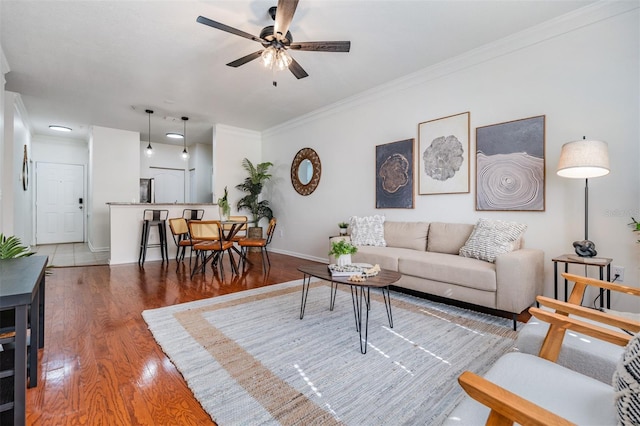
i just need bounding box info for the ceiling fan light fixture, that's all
[261,46,277,68]
[275,49,292,71]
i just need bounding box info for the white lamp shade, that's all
[556,139,610,179]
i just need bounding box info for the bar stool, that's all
[138,209,169,266]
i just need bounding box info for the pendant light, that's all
[144,109,154,158]
[181,116,190,160]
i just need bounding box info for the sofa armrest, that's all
[495,248,544,313]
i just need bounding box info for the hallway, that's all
[32,243,109,267]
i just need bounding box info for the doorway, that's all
[36,162,85,244]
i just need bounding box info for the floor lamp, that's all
[557,137,610,257]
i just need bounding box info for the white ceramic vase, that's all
[336,254,351,267]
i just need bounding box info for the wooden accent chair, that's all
[447,288,640,425]
[188,220,235,279]
[238,218,277,273]
[516,272,640,383]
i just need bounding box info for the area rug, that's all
[142,279,518,425]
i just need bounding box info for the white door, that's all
[150,167,185,203]
[36,162,84,244]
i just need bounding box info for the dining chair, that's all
[188,220,235,279]
[168,217,198,268]
[182,208,205,221]
[238,218,277,273]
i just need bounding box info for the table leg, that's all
[564,263,569,302]
[599,266,604,309]
[357,287,370,354]
[329,282,337,311]
[382,286,393,328]
[350,286,361,332]
[299,275,311,319]
[606,264,611,309]
[14,304,27,425]
[28,288,40,388]
[553,261,558,300]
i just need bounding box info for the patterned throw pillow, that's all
[349,215,386,247]
[459,218,527,263]
[613,332,640,425]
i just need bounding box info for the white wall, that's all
[2,91,32,244]
[262,4,640,311]
[214,124,262,217]
[192,142,213,203]
[89,125,139,251]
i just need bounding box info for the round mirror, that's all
[298,159,313,185]
[291,148,321,196]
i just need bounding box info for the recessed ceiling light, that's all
[166,132,184,139]
[49,125,72,132]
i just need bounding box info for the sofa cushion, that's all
[398,251,497,292]
[613,332,640,425]
[349,215,386,247]
[352,246,403,271]
[459,218,527,263]
[384,221,429,251]
[427,222,474,254]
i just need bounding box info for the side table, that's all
[552,254,612,308]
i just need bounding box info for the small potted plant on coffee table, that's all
[329,239,358,266]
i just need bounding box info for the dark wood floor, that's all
[24,251,529,425]
[25,252,322,425]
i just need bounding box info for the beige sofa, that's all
[350,221,544,329]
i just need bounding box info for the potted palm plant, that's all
[236,158,274,240]
[0,234,34,259]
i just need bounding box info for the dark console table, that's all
[0,256,47,425]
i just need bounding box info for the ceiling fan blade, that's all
[226,51,264,68]
[274,0,299,42]
[197,16,265,43]
[288,57,308,79]
[289,41,351,52]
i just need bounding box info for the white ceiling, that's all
[1,0,595,145]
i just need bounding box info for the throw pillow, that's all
[459,218,527,263]
[613,332,640,425]
[349,215,386,247]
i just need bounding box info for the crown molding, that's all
[216,123,261,139]
[263,1,639,139]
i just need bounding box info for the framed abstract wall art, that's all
[375,139,414,209]
[476,115,545,211]
[418,112,470,195]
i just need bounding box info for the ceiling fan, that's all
[196,0,351,83]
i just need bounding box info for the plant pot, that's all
[336,254,351,267]
[248,227,263,252]
[219,206,230,222]
[339,228,348,236]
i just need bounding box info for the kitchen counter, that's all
[108,202,220,265]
